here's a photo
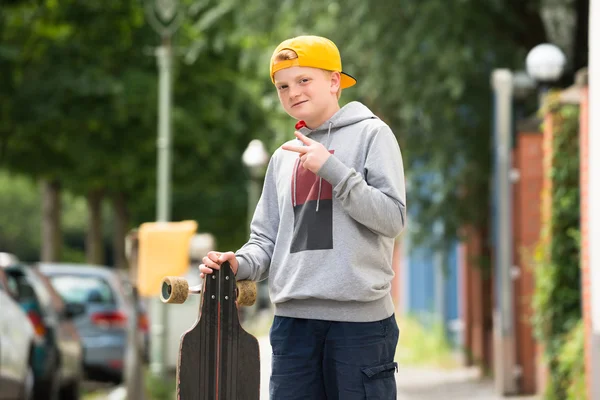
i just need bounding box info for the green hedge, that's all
[531,100,582,400]
[557,320,586,399]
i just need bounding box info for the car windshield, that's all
[50,275,116,305]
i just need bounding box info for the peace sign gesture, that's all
[281,131,332,174]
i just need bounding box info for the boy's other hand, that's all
[281,131,331,174]
[198,251,238,279]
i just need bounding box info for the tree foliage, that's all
[0,170,92,262]
[231,0,554,246]
[1,0,272,257]
[0,0,587,258]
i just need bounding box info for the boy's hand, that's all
[281,131,331,174]
[198,251,238,279]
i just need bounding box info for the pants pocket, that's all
[361,362,398,399]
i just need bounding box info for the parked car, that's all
[0,267,36,400]
[0,252,19,267]
[38,263,147,383]
[2,263,85,400]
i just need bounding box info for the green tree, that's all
[0,170,90,262]
[1,0,272,262]
[231,0,589,252]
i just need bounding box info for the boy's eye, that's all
[299,78,310,83]
[277,85,288,90]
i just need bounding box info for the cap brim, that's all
[340,72,357,89]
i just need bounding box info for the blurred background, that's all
[0,0,597,399]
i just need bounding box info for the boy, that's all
[199,35,406,399]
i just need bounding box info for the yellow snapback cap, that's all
[270,35,357,89]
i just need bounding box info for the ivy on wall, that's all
[532,98,582,400]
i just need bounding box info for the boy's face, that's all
[273,66,340,127]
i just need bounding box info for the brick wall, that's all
[542,113,554,230]
[512,132,544,394]
[459,239,471,361]
[533,112,556,394]
[460,226,493,370]
[579,84,591,399]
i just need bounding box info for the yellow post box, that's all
[137,220,198,296]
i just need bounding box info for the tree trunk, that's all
[40,179,62,262]
[86,189,104,265]
[112,191,129,270]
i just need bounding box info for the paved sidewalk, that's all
[107,335,539,399]
[395,366,538,400]
[259,336,538,400]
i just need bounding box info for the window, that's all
[5,269,35,303]
[50,275,116,305]
[25,270,56,317]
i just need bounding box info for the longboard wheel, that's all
[161,276,189,304]
[236,280,257,306]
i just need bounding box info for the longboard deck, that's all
[176,262,260,400]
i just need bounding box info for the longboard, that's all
[161,262,260,400]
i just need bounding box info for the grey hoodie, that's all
[235,101,406,322]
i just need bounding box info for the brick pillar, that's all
[580,83,590,400]
[588,3,600,397]
[541,113,554,228]
[512,131,544,394]
[534,112,555,395]
[579,78,597,400]
[460,238,472,364]
[460,226,492,370]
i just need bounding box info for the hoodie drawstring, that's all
[316,122,333,212]
[293,158,299,207]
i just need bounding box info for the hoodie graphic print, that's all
[290,149,334,253]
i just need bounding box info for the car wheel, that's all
[60,360,83,400]
[34,351,60,400]
[38,368,60,400]
[59,379,80,400]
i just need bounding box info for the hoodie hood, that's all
[292,101,378,213]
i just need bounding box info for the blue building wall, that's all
[407,244,436,318]
[404,238,462,347]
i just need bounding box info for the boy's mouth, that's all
[292,100,307,108]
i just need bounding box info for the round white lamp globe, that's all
[525,43,567,83]
[242,139,269,169]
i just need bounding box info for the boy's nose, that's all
[289,87,301,99]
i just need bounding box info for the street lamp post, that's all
[242,140,269,234]
[491,69,517,395]
[143,0,185,379]
[242,140,269,315]
[491,43,566,396]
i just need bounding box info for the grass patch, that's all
[82,394,108,400]
[395,315,459,369]
[242,307,274,337]
[144,368,177,400]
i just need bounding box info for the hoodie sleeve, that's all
[234,155,279,281]
[316,125,406,238]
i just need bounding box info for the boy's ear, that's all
[330,71,341,94]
